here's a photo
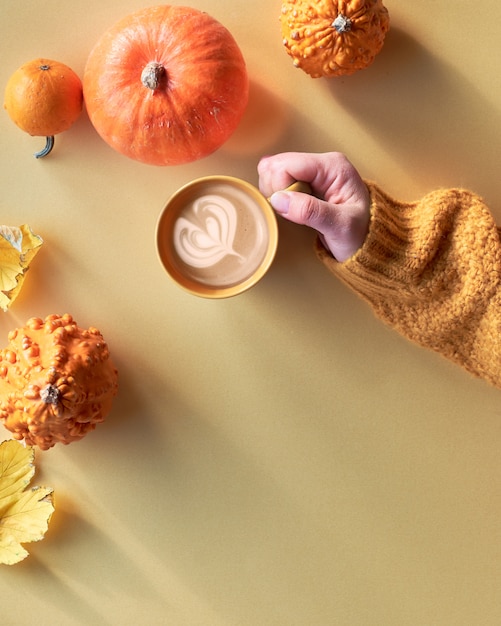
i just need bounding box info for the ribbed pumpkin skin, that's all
[0,314,118,450]
[281,0,390,78]
[83,5,249,166]
[3,58,83,136]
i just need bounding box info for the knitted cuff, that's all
[317,182,499,296]
[315,181,421,294]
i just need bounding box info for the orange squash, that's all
[83,5,249,166]
[0,314,118,450]
[281,0,390,78]
[3,58,83,157]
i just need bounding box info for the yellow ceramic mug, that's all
[156,176,310,298]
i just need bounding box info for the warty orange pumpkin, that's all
[281,0,390,78]
[3,58,83,157]
[0,314,118,450]
[83,5,249,166]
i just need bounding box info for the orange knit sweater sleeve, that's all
[315,182,501,388]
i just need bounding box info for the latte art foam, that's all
[174,195,244,268]
[171,183,270,288]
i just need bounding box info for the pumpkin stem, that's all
[40,383,60,405]
[332,14,352,33]
[34,136,54,159]
[141,62,166,90]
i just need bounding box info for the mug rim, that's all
[155,175,279,298]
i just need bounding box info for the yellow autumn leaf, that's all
[0,224,43,312]
[0,439,54,565]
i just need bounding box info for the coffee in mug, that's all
[156,176,279,298]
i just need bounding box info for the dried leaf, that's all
[0,225,43,311]
[0,440,54,565]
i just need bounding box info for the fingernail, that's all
[270,191,290,215]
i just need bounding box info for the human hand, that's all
[257,152,371,262]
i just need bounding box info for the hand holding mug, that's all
[258,152,371,262]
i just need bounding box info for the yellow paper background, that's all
[1,1,501,624]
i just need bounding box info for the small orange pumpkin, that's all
[83,5,249,166]
[281,0,390,78]
[0,314,118,450]
[3,58,83,157]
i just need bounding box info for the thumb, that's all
[270,191,367,262]
[270,191,335,232]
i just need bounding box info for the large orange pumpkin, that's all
[83,5,249,166]
[281,0,390,78]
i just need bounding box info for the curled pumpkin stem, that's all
[34,135,54,159]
